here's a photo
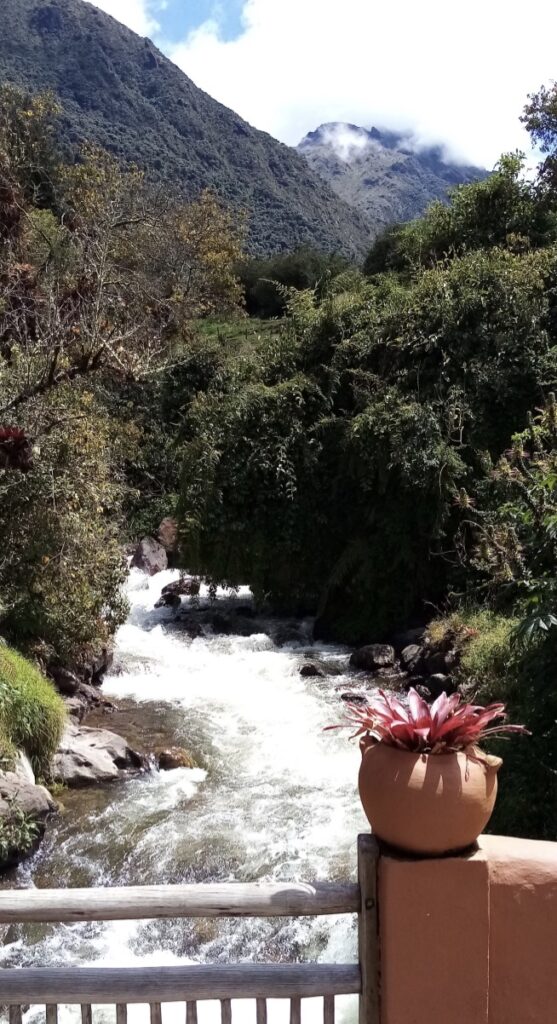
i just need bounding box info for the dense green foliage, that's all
[0,85,244,668]
[0,644,65,776]
[0,0,370,257]
[178,155,557,641]
[173,120,557,839]
[238,249,352,318]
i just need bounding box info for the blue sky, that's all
[156,0,244,43]
[89,0,557,167]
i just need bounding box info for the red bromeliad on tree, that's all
[0,426,32,472]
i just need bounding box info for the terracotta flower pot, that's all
[358,737,502,855]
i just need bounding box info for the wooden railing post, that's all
[358,833,380,1024]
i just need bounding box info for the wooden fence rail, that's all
[0,836,379,1023]
[0,964,361,1003]
[0,882,359,923]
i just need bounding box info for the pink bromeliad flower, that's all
[326,688,529,754]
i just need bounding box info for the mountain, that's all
[298,123,488,234]
[0,0,372,257]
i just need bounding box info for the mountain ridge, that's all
[0,0,372,256]
[298,121,488,233]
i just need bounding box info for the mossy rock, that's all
[0,644,66,777]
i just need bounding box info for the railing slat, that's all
[323,995,334,1024]
[186,1003,198,1024]
[116,1006,127,1024]
[358,834,380,1024]
[290,997,301,1024]
[0,883,358,924]
[150,1004,162,1024]
[46,1006,58,1024]
[9,1008,22,1024]
[220,999,231,1024]
[0,964,361,1004]
[256,998,267,1024]
[81,1006,92,1024]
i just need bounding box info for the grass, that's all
[0,644,66,777]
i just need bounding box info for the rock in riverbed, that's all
[350,644,396,671]
[0,755,56,819]
[157,747,197,770]
[131,536,168,575]
[51,723,147,788]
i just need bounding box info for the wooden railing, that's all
[0,835,379,1024]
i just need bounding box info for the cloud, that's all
[86,0,162,37]
[308,124,375,163]
[167,0,557,168]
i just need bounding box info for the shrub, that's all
[0,805,40,866]
[0,644,65,776]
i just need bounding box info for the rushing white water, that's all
[0,570,368,1024]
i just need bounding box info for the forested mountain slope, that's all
[0,0,371,255]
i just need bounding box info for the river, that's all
[0,570,368,1024]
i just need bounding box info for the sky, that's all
[87,0,557,168]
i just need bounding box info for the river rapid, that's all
[0,570,368,1024]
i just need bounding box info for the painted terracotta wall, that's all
[377,834,557,1024]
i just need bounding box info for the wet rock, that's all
[0,754,57,866]
[421,674,456,700]
[51,723,146,788]
[400,644,423,674]
[299,663,324,678]
[49,665,80,696]
[0,757,56,820]
[131,536,168,576]
[158,517,178,553]
[424,651,451,676]
[161,576,200,598]
[350,644,396,671]
[0,757,57,868]
[155,592,181,609]
[90,648,114,684]
[157,747,197,771]
[340,691,368,704]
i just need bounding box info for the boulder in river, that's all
[0,754,57,868]
[158,517,178,553]
[155,592,181,609]
[0,755,56,820]
[299,663,325,678]
[49,665,81,696]
[157,747,197,771]
[350,644,396,671]
[400,644,423,673]
[51,723,147,788]
[162,576,201,598]
[131,537,168,576]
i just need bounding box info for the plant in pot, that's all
[329,689,528,855]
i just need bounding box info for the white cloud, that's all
[86,0,161,37]
[167,0,557,168]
